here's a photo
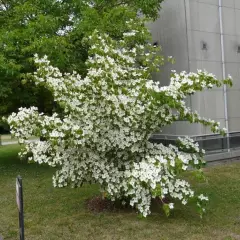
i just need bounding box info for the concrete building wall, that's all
[220,1,240,132]
[187,0,225,135]
[149,0,240,137]
[147,0,189,86]
[148,0,200,135]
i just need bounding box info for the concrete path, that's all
[1,139,37,146]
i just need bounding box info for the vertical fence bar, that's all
[16,176,24,240]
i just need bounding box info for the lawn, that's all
[0,145,240,240]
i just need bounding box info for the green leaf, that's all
[163,203,170,217]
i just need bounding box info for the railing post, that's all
[16,176,25,240]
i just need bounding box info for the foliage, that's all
[0,0,164,117]
[0,120,9,134]
[6,25,232,217]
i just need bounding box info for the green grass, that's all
[0,145,240,240]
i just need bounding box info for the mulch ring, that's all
[86,195,171,214]
[86,196,135,214]
[86,196,115,213]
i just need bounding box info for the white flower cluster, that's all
[7,30,231,217]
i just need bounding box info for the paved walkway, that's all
[1,141,19,145]
[1,139,37,146]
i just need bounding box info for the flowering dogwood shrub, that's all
[6,30,232,217]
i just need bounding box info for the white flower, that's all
[198,194,209,201]
[169,203,174,209]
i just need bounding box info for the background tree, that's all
[0,0,164,120]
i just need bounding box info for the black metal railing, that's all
[149,132,240,155]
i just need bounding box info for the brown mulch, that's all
[86,195,171,214]
[86,196,115,213]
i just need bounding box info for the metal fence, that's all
[149,132,240,155]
